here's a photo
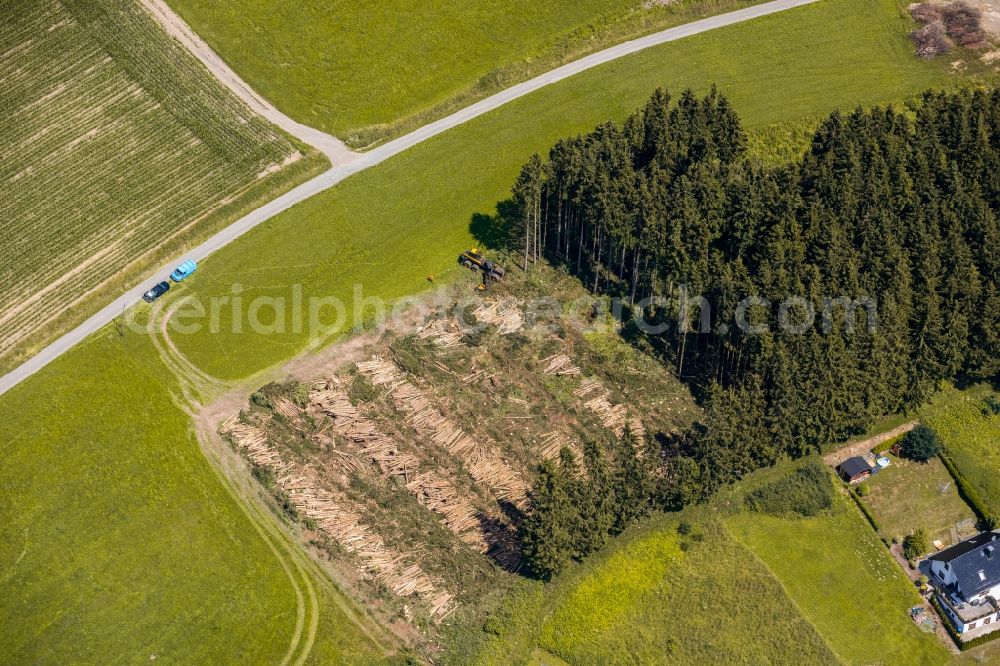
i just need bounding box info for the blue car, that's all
[143,281,170,303]
[170,259,197,282]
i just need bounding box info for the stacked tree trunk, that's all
[572,378,602,398]
[536,431,585,473]
[559,361,642,437]
[540,353,581,376]
[405,472,485,547]
[220,417,455,619]
[473,299,524,334]
[358,358,529,508]
[271,396,298,420]
[356,357,526,567]
[315,373,495,555]
[356,357,402,387]
[221,419,285,469]
[417,319,464,349]
[583,393,629,435]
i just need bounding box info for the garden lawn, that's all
[0,326,385,664]
[726,493,949,666]
[167,0,766,146]
[860,454,977,545]
[169,0,974,381]
[921,385,1000,515]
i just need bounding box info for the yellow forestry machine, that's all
[458,248,505,283]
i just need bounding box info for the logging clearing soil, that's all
[208,265,700,653]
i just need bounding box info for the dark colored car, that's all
[143,281,170,303]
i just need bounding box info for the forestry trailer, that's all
[458,248,505,282]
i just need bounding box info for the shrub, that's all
[903,528,929,560]
[250,388,272,408]
[856,483,871,497]
[983,396,1000,416]
[348,374,378,403]
[745,462,834,517]
[391,339,424,375]
[850,489,882,533]
[251,463,276,489]
[900,424,942,462]
[290,382,310,407]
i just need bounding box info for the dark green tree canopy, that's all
[900,424,943,462]
[513,87,999,575]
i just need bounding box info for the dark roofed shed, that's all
[837,456,873,483]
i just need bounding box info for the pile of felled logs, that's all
[540,353,581,376]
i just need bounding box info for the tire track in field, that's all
[194,406,396,663]
[194,416,319,666]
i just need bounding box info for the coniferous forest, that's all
[505,87,1000,578]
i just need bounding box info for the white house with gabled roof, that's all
[927,530,1000,637]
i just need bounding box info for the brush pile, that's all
[909,1,986,57]
[417,318,465,349]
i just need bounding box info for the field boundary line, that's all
[138,0,358,166]
[0,0,819,399]
[724,519,850,665]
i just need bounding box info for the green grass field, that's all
[0,326,387,664]
[168,0,977,381]
[860,454,977,545]
[167,0,764,147]
[2,0,991,660]
[921,385,1000,515]
[726,486,949,665]
[0,0,325,377]
[451,514,838,665]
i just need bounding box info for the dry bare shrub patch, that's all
[909,1,986,57]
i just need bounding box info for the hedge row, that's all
[849,487,882,534]
[938,451,998,529]
[962,626,1000,650]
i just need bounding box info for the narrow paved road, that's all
[0,0,819,398]
[140,0,358,165]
